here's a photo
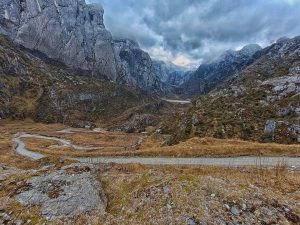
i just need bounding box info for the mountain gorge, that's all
[0,0,299,144]
[180,44,262,96]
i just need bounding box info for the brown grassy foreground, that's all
[1,161,299,224]
[0,120,300,224]
[0,120,299,160]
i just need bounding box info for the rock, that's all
[210,193,216,197]
[163,186,171,196]
[262,75,300,98]
[278,108,290,117]
[15,163,107,219]
[224,204,230,210]
[264,120,276,137]
[295,107,300,116]
[187,218,197,225]
[242,203,247,211]
[71,121,96,130]
[230,206,241,216]
[166,204,172,210]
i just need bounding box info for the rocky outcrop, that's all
[181,44,262,96]
[0,0,161,91]
[0,0,117,80]
[113,38,160,90]
[16,163,107,219]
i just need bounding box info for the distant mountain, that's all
[113,38,161,91]
[152,60,188,86]
[180,44,262,96]
[0,0,160,91]
[162,37,300,144]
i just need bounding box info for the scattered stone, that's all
[264,120,276,139]
[242,203,247,211]
[230,206,241,216]
[224,204,230,210]
[187,217,197,225]
[15,163,107,219]
[166,204,172,210]
[163,186,171,196]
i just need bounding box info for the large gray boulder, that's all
[16,163,107,219]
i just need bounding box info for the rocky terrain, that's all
[164,37,300,144]
[180,44,262,96]
[113,39,160,91]
[0,0,161,91]
[0,34,154,126]
[1,160,299,224]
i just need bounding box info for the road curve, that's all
[13,132,300,167]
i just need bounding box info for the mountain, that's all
[113,38,160,91]
[180,44,262,96]
[0,35,153,126]
[152,60,188,86]
[0,0,160,91]
[162,37,300,144]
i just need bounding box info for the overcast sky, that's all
[88,0,300,67]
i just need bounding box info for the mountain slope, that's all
[181,44,262,96]
[0,0,160,91]
[0,35,153,126]
[162,37,300,144]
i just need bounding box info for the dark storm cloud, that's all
[88,0,300,67]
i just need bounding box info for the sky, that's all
[87,0,300,67]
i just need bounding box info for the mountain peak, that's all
[239,44,262,55]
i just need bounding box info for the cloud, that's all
[89,0,300,67]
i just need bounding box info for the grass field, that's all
[1,120,299,224]
[0,120,299,162]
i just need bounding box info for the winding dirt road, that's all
[13,132,300,167]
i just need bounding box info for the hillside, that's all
[179,44,262,96]
[162,37,300,144]
[0,35,155,126]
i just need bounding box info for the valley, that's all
[0,0,300,224]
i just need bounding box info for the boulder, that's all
[16,163,107,219]
[264,120,276,137]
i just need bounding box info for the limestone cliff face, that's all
[0,0,118,80]
[113,38,160,91]
[0,0,162,91]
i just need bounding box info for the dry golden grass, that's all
[0,120,299,162]
[137,137,300,157]
[95,163,300,224]
[0,119,66,169]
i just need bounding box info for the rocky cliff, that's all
[0,0,160,91]
[113,38,160,91]
[181,44,262,96]
[152,60,188,86]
